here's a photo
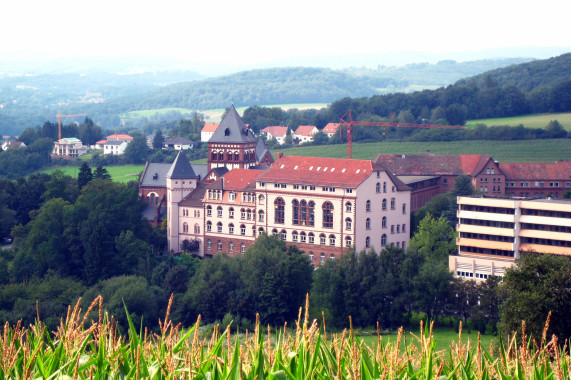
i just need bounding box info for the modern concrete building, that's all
[450,196,571,281]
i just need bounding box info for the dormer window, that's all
[225,128,230,136]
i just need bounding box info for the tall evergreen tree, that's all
[77,162,93,190]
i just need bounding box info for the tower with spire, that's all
[208,105,259,171]
[166,151,198,252]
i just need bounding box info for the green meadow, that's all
[466,112,571,130]
[39,165,145,183]
[279,139,571,163]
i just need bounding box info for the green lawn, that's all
[466,112,571,130]
[357,327,495,354]
[278,139,571,163]
[39,165,145,183]
[120,108,196,119]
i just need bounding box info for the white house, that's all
[201,123,220,142]
[260,126,289,144]
[293,125,319,144]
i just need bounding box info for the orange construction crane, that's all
[339,110,468,159]
[57,112,87,140]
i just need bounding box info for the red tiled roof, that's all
[294,125,318,136]
[261,126,288,137]
[220,169,265,191]
[374,154,492,176]
[499,161,571,180]
[257,155,373,187]
[322,123,340,133]
[201,123,220,132]
[96,139,107,144]
[106,134,133,140]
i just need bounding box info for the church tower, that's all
[166,151,197,252]
[208,105,258,171]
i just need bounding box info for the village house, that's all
[52,137,87,158]
[450,196,571,281]
[1,140,26,151]
[201,123,220,142]
[322,123,340,138]
[164,136,195,150]
[101,134,133,155]
[293,125,318,144]
[260,126,289,144]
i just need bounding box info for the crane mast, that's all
[339,110,468,159]
[57,113,87,140]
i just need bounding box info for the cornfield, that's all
[0,295,569,379]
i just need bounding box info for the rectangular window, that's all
[301,185,308,190]
[310,186,316,191]
[391,225,395,234]
[309,235,314,244]
[347,189,353,193]
[293,185,299,189]
[402,224,406,233]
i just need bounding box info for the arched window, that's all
[247,209,252,220]
[224,128,230,136]
[258,210,265,222]
[149,193,157,205]
[320,233,326,245]
[383,182,387,193]
[229,207,234,218]
[382,199,387,210]
[330,254,335,260]
[229,241,234,253]
[258,195,265,204]
[272,228,278,236]
[207,239,212,251]
[280,230,287,241]
[218,152,224,160]
[206,205,212,216]
[259,227,264,234]
[345,202,352,212]
[217,206,223,217]
[309,252,314,262]
[240,243,246,254]
[308,201,315,226]
[227,151,233,161]
[320,253,325,264]
[329,234,336,246]
[366,200,371,212]
[241,208,246,219]
[240,224,246,235]
[206,221,212,232]
[402,203,407,214]
[217,240,222,251]
[274,198,285,224]
[382,216,387,228]
[345,236,352,247]
[322,202,334,228]
[366,218,370,230]
[194,224,200,234]
[391,198,396,210]
[252,225,256,236]
[381,234,387,246]
[300,232,307,243]
[183,222,188,233]
[376,182,381,193]
[292,199,300,224]
[229,223,234,234]
[365,236,370,248]
[217,222,223,233]
[345,218,352,230]
[292,231,299,242]
[211,151,217,161]
[308,233,315,244]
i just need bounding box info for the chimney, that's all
[276,152,284,160]
[426,149,430,154]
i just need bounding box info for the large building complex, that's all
[450,196,571,281]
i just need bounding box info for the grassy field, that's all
[39,165,145,183]
[279,139,571,162]
[120,107,195,119]
[466,112,571,130]
[358,327,495,354]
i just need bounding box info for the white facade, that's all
[103,141,129,155]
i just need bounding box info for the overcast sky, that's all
[2,0,570,66]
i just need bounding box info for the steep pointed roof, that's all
[256,138,273,162]
[209,105,257,143]
[166,151,197,179]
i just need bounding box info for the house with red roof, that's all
[103,134,133,155]
[500,161,571,199]
[201,123,220,142]
[1,140,26,151]
[260,126,289,144]
[322,123,340,138]
[293,125,318,144]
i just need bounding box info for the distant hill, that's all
[456,53,571,90]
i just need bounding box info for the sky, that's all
[2,0,570,68]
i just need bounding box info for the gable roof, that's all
[257,155,375,188]
[322,123,340,133]
[201,123,220,133]
[218,168,265,192]
[180,182,209,207]
[261,126,288,138]
[256,138,273,163]
[165,136,194,145]
[140,163,173,187]
[166,151,197,179]
[105,140,127,146]
[294,125,318,136]
[209,105,257,143]
[374,154,493,176]
[107,134,133,140]
[499,161,571,180]
[4,141,25,148]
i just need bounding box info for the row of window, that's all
[365,198,402,212]
[456,271,497,280]
[210,150,255,162]
[206,206,266,221]
[460,205,515,214]
[506,181,570,188]
[459,232,514,243]
[181,209,200,218]
[375,182,396,193]
[460,218,514,229]
[206,239,247,253]
[521,208,571,219]
[459,246,515,257]
[364,235,406,249]
[520,223,571,233]
[206,222,256,236]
